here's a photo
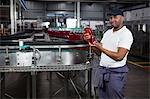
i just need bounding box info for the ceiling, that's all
[24,0,149,11]
[25,0,149,3]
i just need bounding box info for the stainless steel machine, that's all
[0,40,90,71]
[0,36,92,99]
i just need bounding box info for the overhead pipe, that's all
[77,2,80,28]
[10,0,14,34]
[14,0,17,33]
[19,0,27,10]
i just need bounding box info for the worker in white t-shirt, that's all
[84,8,133,99]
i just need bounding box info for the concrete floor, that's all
[3,63,150,99]
[125,63,149,99]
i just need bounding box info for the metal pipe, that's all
[74,2,77,19]
[19,4,22,32]
[77,2,80,28]
[48,72,52,98]
[14,0,17,33]
[103,5,106,32]
[31,72,37,98]
[0,73,5,99]
[10,0,14,34]
[26,73,31,99]
[70,78,82,99]
[57,46,62,64]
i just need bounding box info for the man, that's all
[84,9,133,99]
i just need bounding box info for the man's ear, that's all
[122,16,124,21]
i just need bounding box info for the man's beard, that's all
[113,26,119,29]
[112,24,123,31]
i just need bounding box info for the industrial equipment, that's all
[0,30,93,98]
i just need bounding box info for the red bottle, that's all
[84,28,96,44]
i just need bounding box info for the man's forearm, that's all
[95,43,127,61]
[91,46,101,56]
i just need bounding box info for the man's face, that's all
[109,15,124,28]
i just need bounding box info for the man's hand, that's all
[89,41,101,47]
[89,41,96,46]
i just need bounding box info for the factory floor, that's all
[3,59,150,99]
[125,63,149,99]
[92,62,149,99]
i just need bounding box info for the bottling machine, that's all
[0,29,93,99]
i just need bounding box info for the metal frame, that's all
[0,44,92,99]
[0,64,92,99]
[0,44,88,49]
[0,64,91,72]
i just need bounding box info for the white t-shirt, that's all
[100,26,133,68]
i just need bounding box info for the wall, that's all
[23,1,106,20]
[81,3,104,20]
[23,1,45,19]
[124,7,150,21]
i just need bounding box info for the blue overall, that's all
[94,65,128,99]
